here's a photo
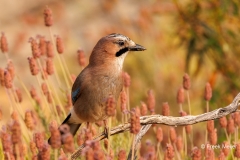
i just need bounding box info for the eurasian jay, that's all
[50,33,146,140]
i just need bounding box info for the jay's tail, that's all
[48,113,81,144]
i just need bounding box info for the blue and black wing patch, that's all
[71,87,80,104]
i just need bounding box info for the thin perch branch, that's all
[71,93,240,160]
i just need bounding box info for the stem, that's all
[48,27,70,89]
[4,87,14,114]
[60,55,73,85]
[107,118,112,156]
[186,91,191,115]
[131,134,136,160]
[54,149,58,160]
[205,101,209,145]
[183,127,187,157]
[186,90,193,149]
[179,103,183,112]
[173,143,182,160]
[10,88,24,117]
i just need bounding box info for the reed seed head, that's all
[169,127,177,144]
[77,130,85,146]
[34,132,44,151]
[176,136,183,152]
[7,60,15,80]
[208,128,217,145]
[177,87,185,104]
[130,108,141,134]
[49,120,61,149]
[0,68,5,87]
[60,124,74,153]
[30,140,37,155]
[146,143,156,160]
[162,102,170,116]
[11,120,22,145]
[222,141,230,156]
[120,90,127,113]
[92,141,103,153]
[4,70,12,89]
[56,35,64,54]
[118,149,126,160]
[164,143,174,160]
[35,96,43,108]
[183,73,191,90]
[227,116,235,134]
[44,6,53,27]
[29,37,40,58]
[94,149,105,160]
[38,143,50,160]
[205,144,215,160]
[46,58,54,75]
[234,143,240,158]
[62,132,75,153]
[41,82,49,95]
[156,127,163,143]
[232,112,240,127]
[191,147,202,160]
[219,116,227,128]
[85,128,93,141]
[204,82,212,101]
[1,128,12,154]
[106,95,116,117]
[0,32,8,53]
[147,89,155,114]
[122,72,131,88]
[46,41,54,58]
[24,110,35,130]
[77,49,86,67]
[104,139,108,150]
[37,35,47,56]
[207,120,214,133]
[218,151,226,160]
[140,101,148,116]
[28,57,39,76]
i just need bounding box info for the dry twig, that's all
[71,93,240,160]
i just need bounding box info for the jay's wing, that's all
[71,87,80,105]
[71,75,83,105]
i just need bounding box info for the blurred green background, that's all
[0,0,240,123]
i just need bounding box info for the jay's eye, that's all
[118,41,124,46]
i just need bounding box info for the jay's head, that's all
[89,33,146,67]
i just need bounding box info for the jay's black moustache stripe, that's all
[116,47,128,57]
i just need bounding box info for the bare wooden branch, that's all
[71,93,240,160]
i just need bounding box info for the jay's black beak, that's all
[128,44,146,51]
